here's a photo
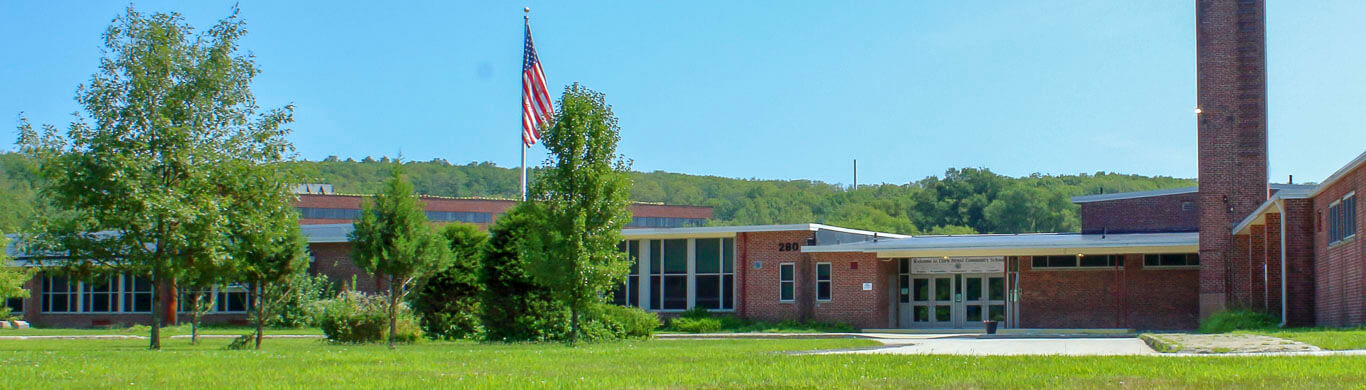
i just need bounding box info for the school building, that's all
[5,0,1364,330]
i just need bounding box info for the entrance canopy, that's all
[801,232,1198,257]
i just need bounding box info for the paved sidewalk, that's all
[0,334,323,340]
[834,336,1157,356]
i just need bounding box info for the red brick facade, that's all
[735,231,812,323]
[1196,0,1270,319]
[1017,255,1199,330]
[806,252,891,329]
[1080,192,1199,234]
[1313,164,1365,327]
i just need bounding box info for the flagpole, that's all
[520,8,530,201]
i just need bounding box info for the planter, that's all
[983,320,999,334]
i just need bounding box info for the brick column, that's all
[1196,0,1269,319]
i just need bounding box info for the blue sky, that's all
[3,1,1364,185]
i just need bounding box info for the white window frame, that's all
[1031,255,1124,270]
[816,262,832,302]
[41,274,77,313]
[1329,198,1342,244]
[778,263,795,302]
[1342,192,1357,242]
[42,273,153,314]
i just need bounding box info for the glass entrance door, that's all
[960,274,1006,328]
[905,276,954,328]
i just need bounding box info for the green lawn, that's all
[0,324,322,337]
[1243,327,1366,351]
[0,338,1364,388]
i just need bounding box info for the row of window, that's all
[38,274,249,314]
[611,238,736,311]
[1328,193,1357,244]
[626,217,708,228]
[1028,253,1199,269]
[775,263,833,302]
[296,207,494,224]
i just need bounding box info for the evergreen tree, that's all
[349,166,453,348]
[409,222,487,340]
[479,203,567,341]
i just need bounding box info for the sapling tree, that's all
[523,84,634,344]
[0,235,33,319]
[16,6,293,349]
[349,166,453,348]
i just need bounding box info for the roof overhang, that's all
[802,232,1198,258]
[621,224,909,240]
[1070,187,1197,204]
[1232,189,1313,235]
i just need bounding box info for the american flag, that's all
[521,22,553,147]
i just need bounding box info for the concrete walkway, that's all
[810,334,1158,356]
[0,334,323,340]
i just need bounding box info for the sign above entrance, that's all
[910,257,1004,274]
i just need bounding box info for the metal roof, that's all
[300,223,356,244]
[801,232,1198,257]
[1309,149,1366,197]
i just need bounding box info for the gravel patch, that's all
[1144,333,1320,354]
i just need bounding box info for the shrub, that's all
[317,292,422,343]
[410,222,487,340]
[267,273,337,328]
[1199,309,1278,333]
[480,204,571,342]
[226,334,253,350]
[594,304,660,339]
[669,316,723,333]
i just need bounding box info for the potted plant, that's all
[984,313,1005,334]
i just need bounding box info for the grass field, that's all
[0,324,322,337]
[1244,327,1366,351]
[0,337,1364,388]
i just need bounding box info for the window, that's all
[612,241,640,308]
[41,275,76,313]
[124,276,152,313]
[649,240,662,310]
[1031,255,1122,268]
[82,274,118,313]
[661,239,688,310]
[296,207,362,220]
[4,297,21,315]
[1330,193,1357,244]
[216,284,250,313]
[1143,253,1200,267]
[694,238,723,309]
[425,211,493,223]
[778,263,795,302]
[627,217,707,228]
[816,263,832,301]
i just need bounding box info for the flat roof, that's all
[802,232,1198,257]
[621,224,910,240]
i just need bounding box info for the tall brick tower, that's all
[1196,0,1269,318]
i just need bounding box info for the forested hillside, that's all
[0,153,1197,235]
[292,156,1195,235]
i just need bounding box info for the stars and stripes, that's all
[522,22,554,147]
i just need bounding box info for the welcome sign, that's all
[909,256,1005,274]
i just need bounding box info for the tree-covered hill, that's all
[0,153,1196,235]
[291,156,1196,235]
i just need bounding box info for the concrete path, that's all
[0,334,323,340]
[838,335,1158,356]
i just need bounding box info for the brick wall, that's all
[1197,0,1270,319]
[308,242,386,293]
[1312,163,1364,327]
[1080,192,1199,234]
[807,251,890,329]
[737,231,812,323]
[1019,254,1199,330]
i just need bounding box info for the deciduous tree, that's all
[523,84,634,344]
[16,6,292,349]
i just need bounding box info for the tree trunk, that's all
[388,280,398,350]
[253,281,264,350]
[569,304,580,346]
[149,276,162,350]
[190,292,201,345]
